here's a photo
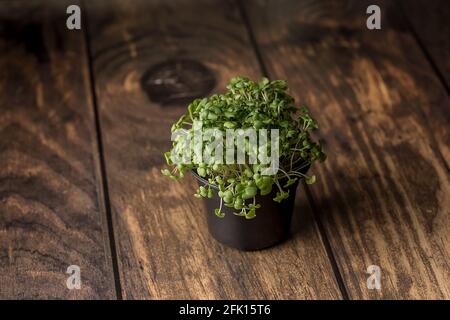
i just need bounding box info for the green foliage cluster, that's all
[162,77,325,219]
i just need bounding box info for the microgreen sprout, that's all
[162,77,326,219]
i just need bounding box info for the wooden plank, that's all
[244,0,450,299]
[401,0,450,87]
[0,0,116,298]
[86,0,342,299]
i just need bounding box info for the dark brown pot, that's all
[192,168,308,251]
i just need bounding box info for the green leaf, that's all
[245,208,256,219]
[161,169,171,177]
[199,186,207,197]
[306,175,316,185]
[260,186,272,196]
[233,197,243,210]
[224,121,236,129]
[244,168,253,178]
[164,151,173,165]
[235,183,245,194]
[256,176,272,190]
[284,178,298,188]
[197,168,206,177]
[223,194,233,204]
[242,186,257,200]
[188,102,195,119]
[207,113,218,120]
[253,120,263,129]
[274,190,289,203]
[214,208,225,218]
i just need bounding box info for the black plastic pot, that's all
[192,168,308,251]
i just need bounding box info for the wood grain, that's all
[0,0,116,299]
[86,0,342,299]
[244,0,450,299]
[400,0,450,87]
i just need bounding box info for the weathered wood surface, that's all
[1,0,448,300]
[401,0,450,88]
[86,0,342,299]
[0,0,116,299]
[244,0,450,299]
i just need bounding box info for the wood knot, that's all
[141,59,216,105]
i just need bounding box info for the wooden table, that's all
[1,0,449,299]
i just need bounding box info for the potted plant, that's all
[162,77,325,251]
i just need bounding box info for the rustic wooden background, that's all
[0,0,449,299]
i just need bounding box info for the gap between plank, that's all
[82,0,123,300]
[236,0,269,78]
[236,0,350,300]
[303,184,350,300]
